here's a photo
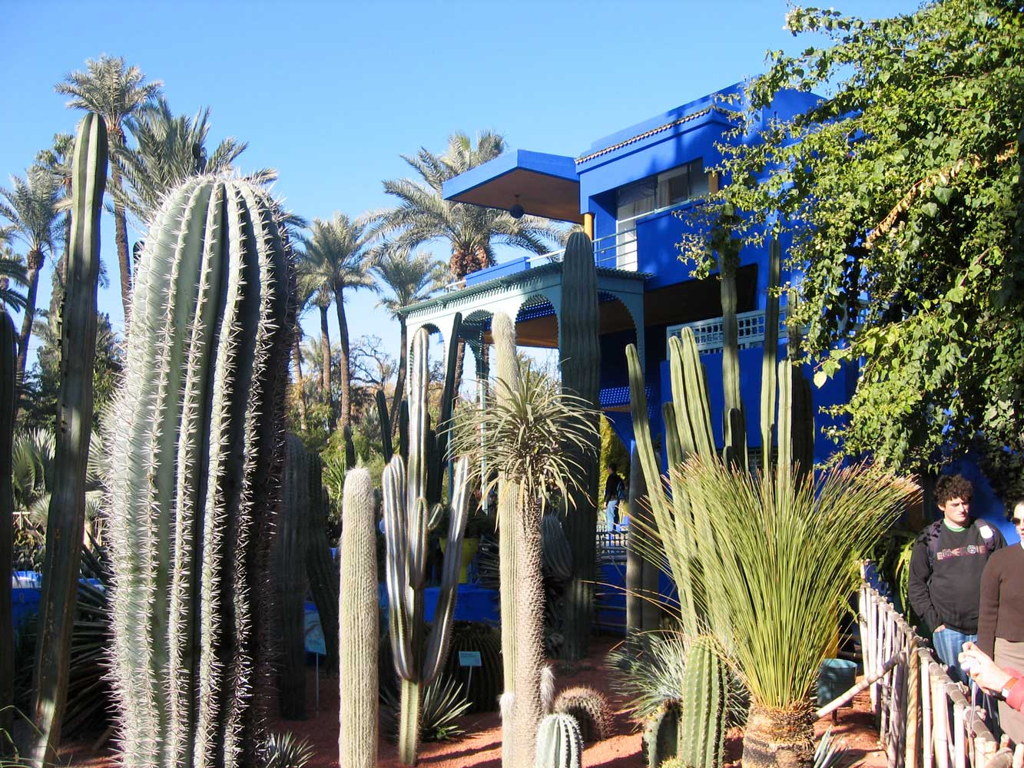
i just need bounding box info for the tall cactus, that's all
[30,112,107,768]
[759,240,782,468]
[104,174,295,768]
[338,468,378,768]
[274,435,309,720]
[383,326,472,765]
[535,713,584,768]
[678,637,728,768]
[0,311,16,751]
[558,232,601,660]
[305,452,339,670]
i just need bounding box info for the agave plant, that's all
[643,456,917,768]
[261,732,315,768]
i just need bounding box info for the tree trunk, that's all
[741,704,816,768]
[292,334,308,433]
[334,286,352,430]
[106,127,133,322]
[319,304,335,430]
[15,251,43,386]
[389,319,407,434]
[0,314,17,754]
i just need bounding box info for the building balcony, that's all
[667,307,791,357]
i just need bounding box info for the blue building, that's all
[401,83,855,464]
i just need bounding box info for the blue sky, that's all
[1,0,923,371]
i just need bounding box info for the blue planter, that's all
[817,658,858,705]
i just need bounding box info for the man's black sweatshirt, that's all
[907,518,1005,634]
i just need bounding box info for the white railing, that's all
[666,308,790,357]
[853,574,1020,768]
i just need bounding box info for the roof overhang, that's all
[442,149,582,223]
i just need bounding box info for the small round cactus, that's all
[553,685,613,743]
[535,713,584,768]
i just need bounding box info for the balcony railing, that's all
[666,308,790,357]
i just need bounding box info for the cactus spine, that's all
[534,713,584,768]
[105,175,295,768]
[678,637,728,768]
[558,232,601,661]
[553,686,612,743]
[338,468,378,768]
[0,311,16,749]
[305,452,339,670]
[274,435,309,719]
[29,113,107,767]
[383,326,472,765]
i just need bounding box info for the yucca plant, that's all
[649,456,917,768]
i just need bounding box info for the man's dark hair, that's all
[608,463,617,472]
[936,474,973,506]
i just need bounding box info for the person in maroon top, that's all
[959,642,1024,714]
[976,500,1024,742]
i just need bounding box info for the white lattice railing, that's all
[851,570,1021,768]
[665,307,791,357]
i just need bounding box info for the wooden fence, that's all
[846,574,1023,768]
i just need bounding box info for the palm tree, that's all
[368,131,562,392]
[117,97,273,226]
[35,133,75,295]
[371,245,446,426]
[0,247,28,311]
[0,167,63,383]
[55,55,162,316]
[297,214,375,429]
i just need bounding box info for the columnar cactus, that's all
[0,311,16,748]
[759,240,782,468]
[305,452,339,670]
[338,468,378,768]
[30,112,107,767]
[383,326,472,765]
[678,637,728,768]
[643,700,681,768]
[558,232,601,661]
[104,174,296,768]
[274,435,309,720]
[553,686,612,743]
[534,713,584,768]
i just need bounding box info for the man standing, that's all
[603,463,624,531]
[909,474,1006,683]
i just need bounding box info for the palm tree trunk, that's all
[292,335,308,433]
[318,305,335,430]
[15,251,43,388]
[107,127,133,321]
[741,704,816,768]
[389,319,407,432]
[334,287,352,430]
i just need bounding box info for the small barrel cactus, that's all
[643,700,681,768]
[442,622,503,714]
[338,468,378,768]
[535,713,584,768]
[104,174,296,768]
[553,685,612,743]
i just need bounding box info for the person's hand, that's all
[959,642,1014,695]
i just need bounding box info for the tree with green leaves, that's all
[0,247,27,312]
[0,167,63,383]
[371,245,446,426]
[55,55,162,316]
[368,132,562,392]
[116,96,272,225]
[680,0,1024,477]
[297,213,375,429]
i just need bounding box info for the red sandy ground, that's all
[61,638,886,767]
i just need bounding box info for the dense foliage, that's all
[681,0,1024,474]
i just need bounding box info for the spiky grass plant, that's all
[261,732,314,768]
[606,632,688,722]
[637,456,917,768]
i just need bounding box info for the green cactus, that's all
[643,700,681,768]
[678,637,728,768]
[338,468,379,768]
[274,435,309,720]
[382,326,472,766]
[558,232,601,661]
[759,240,782,469]
[104,174,296,768]
[442,622,503,714]
[541,513,573,582]
[29,112,108,767]
[0,311,16,749]
[534,713,584,768]
[553,685,612,743]
[718,245,746,472]
[304,452,339,670]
